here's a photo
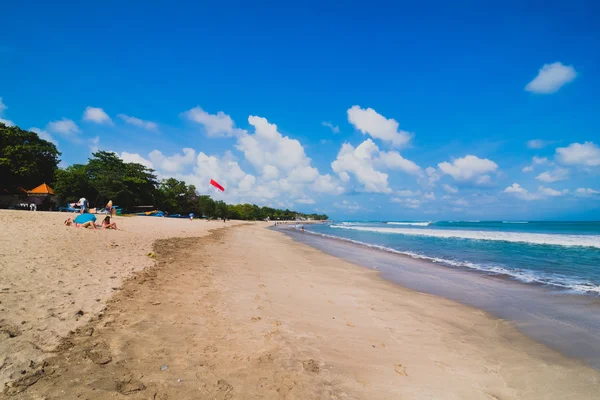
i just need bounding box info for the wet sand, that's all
[2,217,599,398]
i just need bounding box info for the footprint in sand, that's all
[394,364,408,376]
[346,321,355,328]
[258,284,266,288]
[251,316,262,322]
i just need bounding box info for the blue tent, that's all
[74,214,97,224]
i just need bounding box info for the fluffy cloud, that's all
[438,155,498,182]
[505,183,567,200]
[237,116,313,173]
[149,148,196,174]
[504,183,539,200]
[183,106,238,137]
[312,174,344,195]
[321,121,339,133]
[334,200,361,211]
[423,192,436,200]
[331,139,390,193]
[347,105,411,147]
[527,139,553,149]
[535,168,569,183]
[83,107,112,125]
[576,188,600,196]
[525,62,576,94]
[262,165,279,180]
[443,184,458,194]
[47,118,80,137]
[391,197,420,208]
[0,97,14,126]
[538,186,564,197]
[425,167,441,185]
[118,114,158,131]
[377,151,422,176]
[120,152,154,169]
[523,156,550,173]
[88,136,100,153]
[396,189,420,197]
[30,127,58,146]
[296,197,316,205]
[556,142,600,167]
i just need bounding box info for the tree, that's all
[53,151,158,209]
[0,123,61,191]
[54,164,96,202]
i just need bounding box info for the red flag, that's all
[210,179,225,192]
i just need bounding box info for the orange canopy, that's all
[28,183,55,195]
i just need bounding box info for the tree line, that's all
[0,123,328,220]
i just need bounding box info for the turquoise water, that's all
[305,221,600,295]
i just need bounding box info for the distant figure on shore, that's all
[105,200,114,215]
[189,213,194,221]
[77,197,88,214]
[302,225,305,232]
[101,216,118,230]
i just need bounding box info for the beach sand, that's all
[1,212,599,398]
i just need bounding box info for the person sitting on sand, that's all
[101,216,118,230]
[64,217,97,229]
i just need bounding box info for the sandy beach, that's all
[1,211,599,399]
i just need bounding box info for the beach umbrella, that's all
[74,214,96,224]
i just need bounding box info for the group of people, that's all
[65,198,118,230]
[64,215,118,230]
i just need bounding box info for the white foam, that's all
[330,225,600,248]
[503,221,529,224]
[300,228,600,295]
[387,221,431,226]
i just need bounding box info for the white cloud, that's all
[505,183,567,200]
[556,142,600,167]
[535,168,569,183]
[331,139,390,193]
[0,117,15,126]
[522,165,534,173]
[149,148,196,174]
[312,174,344,195]
[334,200,361,211]
[120,152,154,169]
[183,106,238,137]
[538,186,563,197]
[527,139,553,149]
[347,105,411,147]
[525,62,576,94]
[262,165,279,180]
[425,167,441,185]
[88,136,100,153]
[47,118,80,137]
[442,184,458,194]
[504,183,540,201]
[424,192,436,200]
[376,151,422,176]
[83,106,112,125]
[533,156,549,165]
[576,188,600,196]
[0,97,14,126]
[321,121,340,133]
[396,189,420,197]
[117,114,158,132]
[237,116,313,173]
[391,197,420,208]
[192,151,251,194]
[30,127,58,146]
[438,155,498,182]
[296,197,316,204]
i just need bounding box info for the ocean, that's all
[279,221,600,368]
[306,221,600,295]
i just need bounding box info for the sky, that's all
[1,1,599,220]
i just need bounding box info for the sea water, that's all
[280,221,600,368]
[306,221,600,295]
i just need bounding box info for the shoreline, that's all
[2,213,600,398]
[279,224,600,370]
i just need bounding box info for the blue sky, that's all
[1,1,599,220]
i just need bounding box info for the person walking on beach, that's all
[78,197,88,213]
[189,213,194,221]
